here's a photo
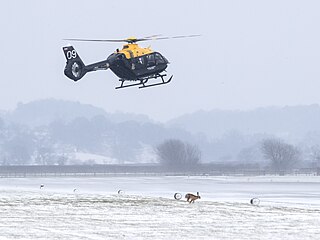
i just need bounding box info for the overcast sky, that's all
[1,0,320,121]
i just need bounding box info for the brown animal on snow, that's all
[185,192,201,203]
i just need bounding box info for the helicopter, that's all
[62,35,199,89]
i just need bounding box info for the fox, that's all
[185,192,201,203]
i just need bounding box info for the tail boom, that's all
[62,46,109,81]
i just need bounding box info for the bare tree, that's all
[261,138,300,172]
[237,145,263,164]
[184,142,201,166]
[3,137,34,165]
[309,145,320,175]
[309,145,320,166]
[34,146,55,165]
[156,139,201,171]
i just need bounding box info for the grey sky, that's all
[1,0,320,121]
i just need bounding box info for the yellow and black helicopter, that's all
[62,35,199,89]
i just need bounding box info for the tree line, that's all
[156,138,319,172]
[0,114,320,172]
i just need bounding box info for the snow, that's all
[0,176,319,239]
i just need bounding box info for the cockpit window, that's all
[155,53,165,64]
[146,54,155,67]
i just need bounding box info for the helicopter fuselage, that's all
[63,35,199,89]
[107,51,168,80]
[63,42,172,89]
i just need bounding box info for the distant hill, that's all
[5,99,320,143]
[5,99,151,127]
[2,99,320,164]
[0,99,204,165]
[168,105,320,140]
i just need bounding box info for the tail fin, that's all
[62,46,87,81]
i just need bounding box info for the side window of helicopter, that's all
[133,57,145,69]
[146,54,155,67]
[138,57,144,65]
[155,53,165,64]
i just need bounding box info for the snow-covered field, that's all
[0,176,319,239]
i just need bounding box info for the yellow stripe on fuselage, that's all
[118,44,153,59]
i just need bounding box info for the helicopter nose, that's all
[109,53,125,61]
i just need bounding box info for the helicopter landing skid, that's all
[115,74,173,90]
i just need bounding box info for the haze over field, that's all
[1,99,320,168]
[1,0,320,169]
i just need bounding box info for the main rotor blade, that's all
[63,38,127,42]
[63,38,157,43]
[141,34,162,39]
[64,38,143,43]
[131,34,201,42]
[63,34,201,43]
[148,34,201,41]
[63,38,126,43]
